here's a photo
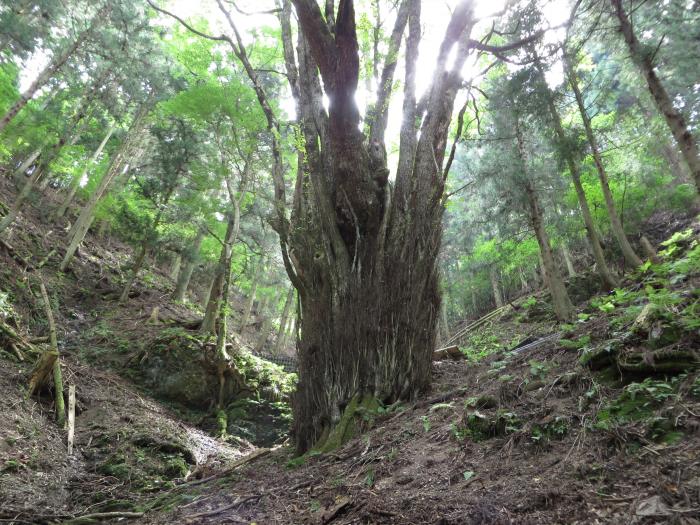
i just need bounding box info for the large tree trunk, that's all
[183,0,492,452]
[611,0,700,194]
[516,120,574,321]
[567,60,643,268]
[536,57,617,289]
[277,0,482,453]
[55,124,115,219]
[171,229,205,302]
[59,104,150,271]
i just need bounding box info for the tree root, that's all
[616,347,698,374]
[314,394,380,453]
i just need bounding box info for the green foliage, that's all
[560,335,591,350]
[530,416,569,443]
[0,290,14,320]
[594,377,683,438]
[234,351,297,402]
[522,296,537,309]
[420,415,431,433]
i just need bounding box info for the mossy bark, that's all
[313,394,380,453]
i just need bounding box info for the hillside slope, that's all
[0,173,699,524]
[0,177,293,522]
[137,221,700,524]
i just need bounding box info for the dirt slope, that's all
[138,340,699,524]
[1,178,699,525]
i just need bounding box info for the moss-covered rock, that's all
[134,330,295,412]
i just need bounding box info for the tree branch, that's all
[368,0,410,144]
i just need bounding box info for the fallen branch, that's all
[180,448,270,489]
[444,305,511,346]
[185,495,260,521]
[433,345,462,361]
[65,511,144,522]
[0,320,33,352]
[414,387,469,410]
[38,279,65,427]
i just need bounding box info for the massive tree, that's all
[277,0,524,452]
[148,0,552,453]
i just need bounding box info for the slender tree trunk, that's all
[169,254,182,281]
[172,229,205,302]
[489,266,503,308]
[660,142,693,186]
[0,164,44,235]
[59,104,150,271]
[439,297,450,344]
[0,107,89,235]
[641,235,661,264]
[282,317,296,352]
[0,11,102,132]
[255,295,277,353]
[201,205,241,335]
[536,56,618,288]
[519,268,528,292]
[55,124,115,219]
[119,180,176,302]
[201,274,214,311]
[567,60,643,268]
[611,0,700,193]
[516,120,574,321]
[273,287,294,355]
[239,263,261,332]
[526,181,575,321]
[561,244,576,278]
[38,281,65,427]
[119,243,147,302]
[12,148,42,184]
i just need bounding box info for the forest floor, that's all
[1,176,699,524]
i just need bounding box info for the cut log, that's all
[433,345,462,361]
[67,384,76,455]
[28,350,58,396]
